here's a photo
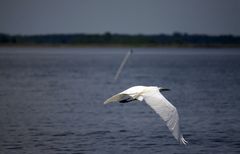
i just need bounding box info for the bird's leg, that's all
[119,98,137,103]
[160,88,170,92]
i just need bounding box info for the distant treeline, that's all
[0,32,240,47]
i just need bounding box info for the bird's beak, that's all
[103,101,111,105]
[159,88,170,92]
[103,99,115,105]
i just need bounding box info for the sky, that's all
[0,0,240,35]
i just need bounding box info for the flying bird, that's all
[104,86,188,145]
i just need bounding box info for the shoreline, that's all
[0,43,240,49]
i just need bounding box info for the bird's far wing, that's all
[104,93,132,104]
[143,91,188,145]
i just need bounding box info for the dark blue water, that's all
[0,47,240,154]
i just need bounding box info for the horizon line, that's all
[0,32,240,37]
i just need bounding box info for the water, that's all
[0,47,240,154]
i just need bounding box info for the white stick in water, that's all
[114,49,133,82]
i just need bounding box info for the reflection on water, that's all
[0,47,240,154]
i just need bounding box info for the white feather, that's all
[104,86,188,145]
[142,87,188,145]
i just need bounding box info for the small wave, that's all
[150,135,164,139]
[52,132,75,137]
[119,129,127,133]
[32,132,47,137]
[77,130,111,137]
[6,146,23,150]
[3,144,23,150]
[144,143,157,146]
[34,143,45,147]
[126,135,139,139]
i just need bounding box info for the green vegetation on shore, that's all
[0,32,240,48]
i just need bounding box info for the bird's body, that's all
[104,86,188,145]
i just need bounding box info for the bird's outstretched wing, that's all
[143,91,188,145]
[104,93,133,104]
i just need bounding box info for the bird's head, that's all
[158,87,170,92]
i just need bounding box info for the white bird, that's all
[104,86,188,145]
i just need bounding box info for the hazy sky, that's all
[0,0,240,35]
